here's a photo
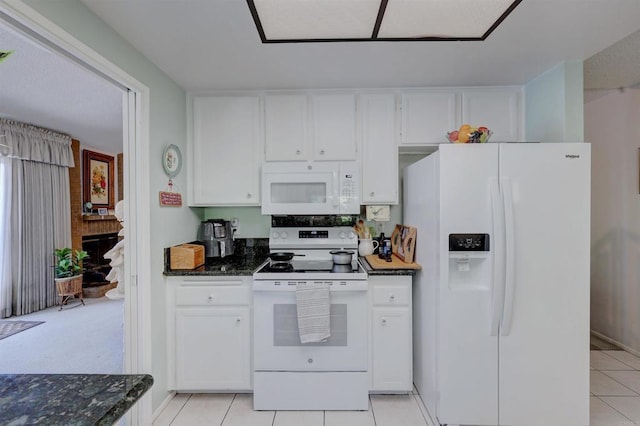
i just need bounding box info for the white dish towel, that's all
[296,282,331,344]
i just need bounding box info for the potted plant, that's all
[54,248,88,309]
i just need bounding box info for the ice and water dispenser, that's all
[448,233,490,289]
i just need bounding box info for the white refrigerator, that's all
[405,143,590,426]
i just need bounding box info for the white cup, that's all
[358,239,379,256]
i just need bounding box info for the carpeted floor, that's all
[0,321,44,340]
[0,297,124,374]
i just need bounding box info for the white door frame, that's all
[0,1,152,423]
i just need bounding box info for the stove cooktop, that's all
[255,259,362,274]
[254,258,367,281]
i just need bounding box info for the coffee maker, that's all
[198,219,234,259]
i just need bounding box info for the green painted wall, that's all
[525,61,584,143]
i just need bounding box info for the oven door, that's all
[253,281,368,371]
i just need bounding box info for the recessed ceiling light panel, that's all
[252,0,380,40]
[379,0,516,39]
[247,0,522,42]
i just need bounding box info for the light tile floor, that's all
[154,349,640,426]
[590,350,640,425]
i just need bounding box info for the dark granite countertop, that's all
[164,238,416,277]
[0,374,153,425]
[164,238,269,276]
[359,257,418,276]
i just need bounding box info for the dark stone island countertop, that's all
[164,238,269,276]
[0,374,153,425]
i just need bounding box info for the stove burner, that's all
[268,262,294,272]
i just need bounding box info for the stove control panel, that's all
[339,231,356,240]
[299,230,328,239]
[269,226,358,250]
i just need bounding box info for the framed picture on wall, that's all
[83,149,115,209]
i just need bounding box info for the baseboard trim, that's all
[591,330,640,357]
[152,391,176,422]
[412,384,438,426]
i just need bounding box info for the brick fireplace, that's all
[82,232,119,285]
[68,139,123,297]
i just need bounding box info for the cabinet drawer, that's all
[176,284,250,306]
[371,284,410,306]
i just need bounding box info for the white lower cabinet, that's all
[167,274,414,393]
[167,276,252,391]
[369,275,413,392]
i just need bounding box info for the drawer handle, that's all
[319,150,325,155]
[389,294,395,301]
[370,191,375,197]
[381,318,387,325]
[247,193,252,198]
[308,358,314,364]
[296,150,301,155]
[236,317,242,323]
[207,294,214,301]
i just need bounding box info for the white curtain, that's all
[0,118,74,317]
[0,148,11,317]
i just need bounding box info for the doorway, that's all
[0,3,152,423]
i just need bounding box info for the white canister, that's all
[358,239,379,257]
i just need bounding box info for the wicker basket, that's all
[55,275,83,295]
[55,275,84,309]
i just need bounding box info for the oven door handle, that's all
[252,281,369,292]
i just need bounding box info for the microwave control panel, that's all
[339,163,360,213]
[341,173,356,199]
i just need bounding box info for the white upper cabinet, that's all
[187,87,523,206]
[401,92,459,145]
[264,94,309,161]
[400,88,522,145]
[462,88,522,142]
[361,94,398,204]
[312,94,358,160]
[264,93,358,162]
[190,95,261,206]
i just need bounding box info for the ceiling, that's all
[0,22,123,152]
[80,0,640,90]
[1,0,640,153]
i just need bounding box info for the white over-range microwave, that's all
[261,162,360,215]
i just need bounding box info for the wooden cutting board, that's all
[391,225,417,263]
[364,254,421,270]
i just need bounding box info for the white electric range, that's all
[252,217,369,410]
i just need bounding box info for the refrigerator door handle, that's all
[490,177,505,336]
[501,177,516,336]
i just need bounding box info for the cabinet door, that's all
[361,94,398,204]
[371,308,412,391]
[265,94,308,161]
[175,307,251,390]
[462,89,521,142]
[401,92,459,145]
[192,96,261,205]
[312,94,357,160]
